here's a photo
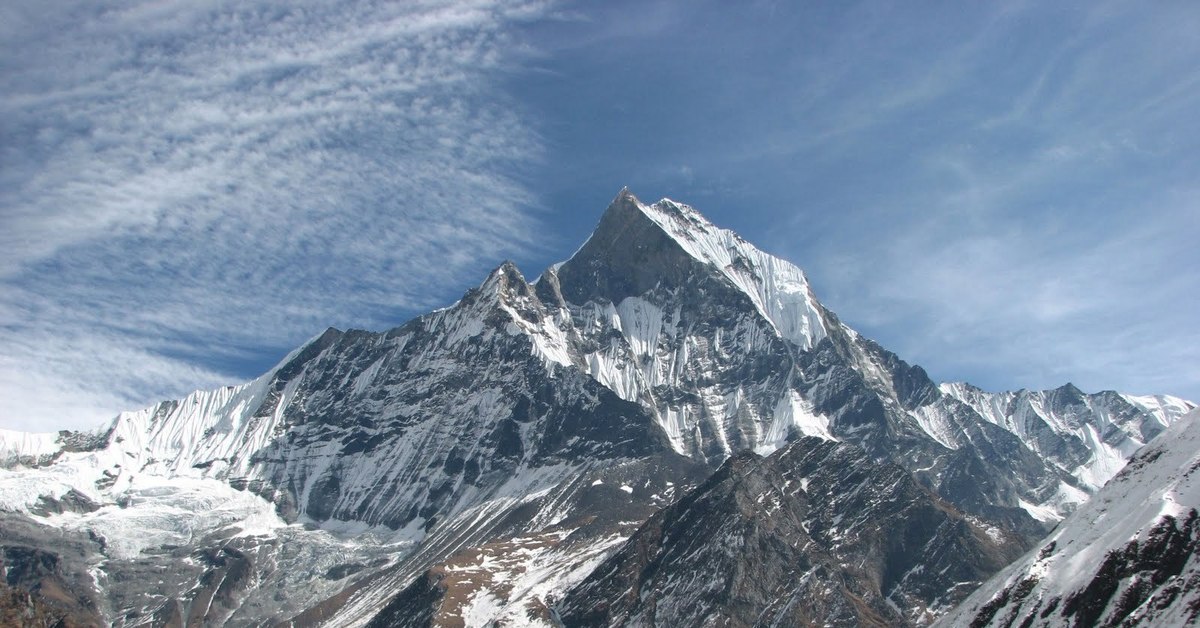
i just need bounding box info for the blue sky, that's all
[2,0,1197,431]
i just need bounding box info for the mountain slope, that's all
[557,436,1027,627]
[936,409,1200,628]
[1,259,703,625]
[540,190,1193,532]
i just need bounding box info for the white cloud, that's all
[0,0,552,430]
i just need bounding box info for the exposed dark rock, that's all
[28,490,99,517]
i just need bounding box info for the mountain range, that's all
[0,189,1194,627]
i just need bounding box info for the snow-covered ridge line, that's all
[0,329,331,475]
[0,422,113,468]
[104,374,279,477]
[939,381,1196,492]
[940,381,1194,427]
[0,376,283,515]
[1121,391,1197,422]
[635,195,828,351]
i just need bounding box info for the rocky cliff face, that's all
[0,189,1192,626]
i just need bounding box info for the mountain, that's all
[935,408,1200,628]
[0,257,708,625]
[537,191,1191,531]
[0,189,1193,626]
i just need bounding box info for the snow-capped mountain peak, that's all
[640,195,828,351]
[940,381,1196,492]
[556,188,828,351]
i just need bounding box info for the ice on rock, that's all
[0,429,66,465]
[941,381,1196,493]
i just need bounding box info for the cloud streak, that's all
[1,0,551,431]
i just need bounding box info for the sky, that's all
[2,0,1197,432]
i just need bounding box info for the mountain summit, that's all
[552,189,828,350]
[0,190,1193,626]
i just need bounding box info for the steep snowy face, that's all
[0,431,64,467]
[937,409,1200,628]
[636,196,828,350]
[554,188,827,351]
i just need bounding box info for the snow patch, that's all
[756,391,834,455]
[1017,497,1063,523]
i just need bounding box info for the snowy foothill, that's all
[938,408,1200,627]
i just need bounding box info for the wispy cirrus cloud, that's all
[0,0,552,431]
